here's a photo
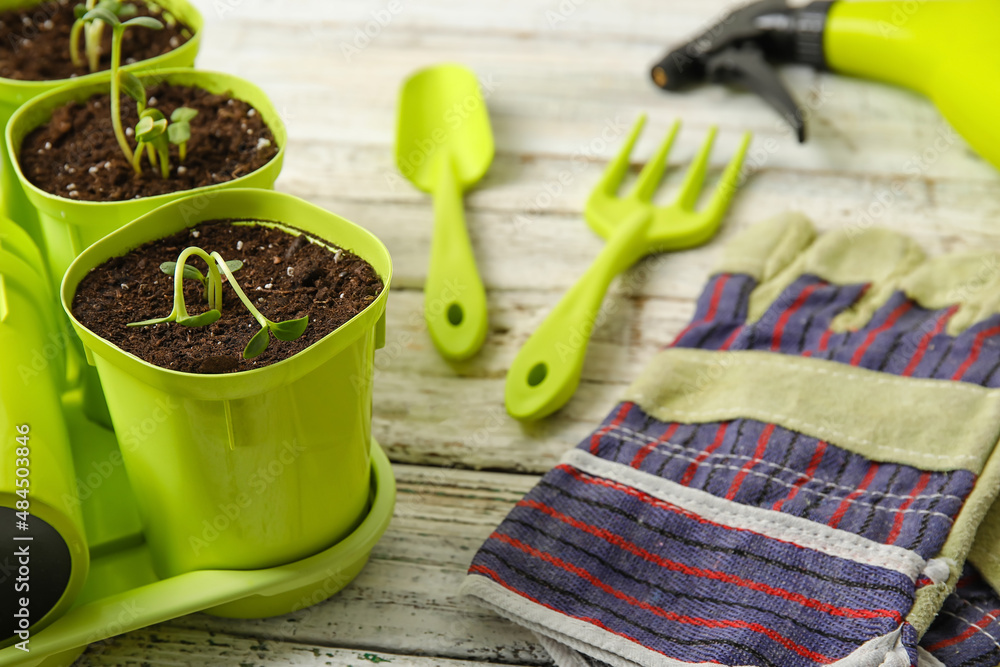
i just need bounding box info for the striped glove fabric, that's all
[463,213,1000,667]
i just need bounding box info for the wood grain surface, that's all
[74,0,1000,663]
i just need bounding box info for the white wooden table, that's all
[74,0,1000,664]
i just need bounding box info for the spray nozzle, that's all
[650,0,834,143]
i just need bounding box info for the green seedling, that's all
[160,257,242,302]
[80,6,163,164]
[130,246,308,360]
[119,70,147,115]
[70,0,137,73]
[133,108,169,177]
[211,251,308,359]
[128,247,222,328]
[168,107,198,161]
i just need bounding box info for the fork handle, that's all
[505,210,652,420]
[425,154,489,361]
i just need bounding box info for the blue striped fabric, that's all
[468,269,1000,667]
[923,565,1000,667]
[476,464,915,667]
[671,273,1000,665]
[590,405,974,561]
[673,274,1000,384]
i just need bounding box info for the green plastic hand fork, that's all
[504,116,751,420]
[396,64,494,361]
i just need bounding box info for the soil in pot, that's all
[0,0,192,81]
[72,220,384,374]
[20,83,279,201]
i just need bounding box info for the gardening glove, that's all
[921,564,1000,667]
[463,212,1000,667]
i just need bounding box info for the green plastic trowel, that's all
[396,64,494,361]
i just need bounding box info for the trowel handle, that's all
[425,158,488,361]
[504,210,651,421]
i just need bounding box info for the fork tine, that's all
[675,126,718,210]
[703,131,752,220]
[595,114,646,196]
[630,120,680,202]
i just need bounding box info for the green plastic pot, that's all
[8,67,286,426]
[61,189,392,579]
[0,237,88,647]
[7,67,286,288]
[0,0,203,245]
[0,438,395,667]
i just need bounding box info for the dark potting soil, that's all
[0,1,192,81]
[20,83,278,201]
[72,220,384,374]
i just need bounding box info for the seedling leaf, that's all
[270,316,309,341]
[119,70,146,107]
[136,115,167,141]
[171,107,198,123]
[123,15,163,29]
[243,326,270,359]
[177,309,221,327]
[170,259,241,279]
[140,107,166,122]
[159,261,205,282]
[117,3,137,17]
[83,7,119,25]
[74,4,88,19]
[167,122,190,145]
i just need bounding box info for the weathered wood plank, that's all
[194,17,998,182]
[77,628,519,666]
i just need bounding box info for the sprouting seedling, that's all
[168,107,197,162]
[127,247,223,328]
[70,0,137,73]
[130,247,308,359]
[210,251,308,359]
[80,7,163,165]
[133,108,170,178]
[159,256,242,302]
[119,70,146,115]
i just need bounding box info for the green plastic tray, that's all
[0,391,395,667]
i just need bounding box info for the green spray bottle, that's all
[650,0,1000,170]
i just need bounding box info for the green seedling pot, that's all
[8,67,286,426]
[61,189,392,579]
[0,245,89,648]
[7,67,286,288]
[0,0,203,244]
[0,214,67,387]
